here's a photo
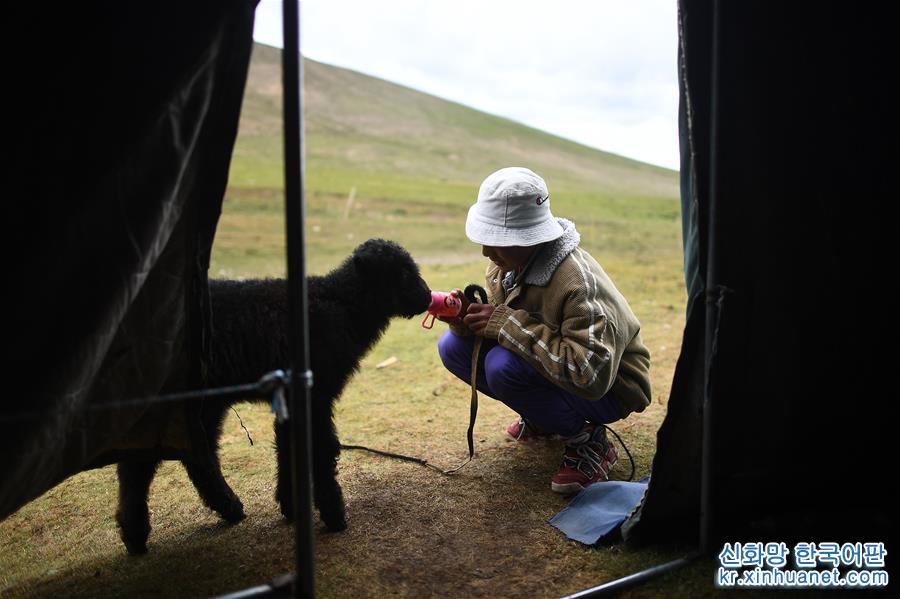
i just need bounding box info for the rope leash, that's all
[342,419,635,480]
[340,283,635,482]
[342,284,486,475]
[439,335,482,474]
[343,333,482,475]
[600,423,636,482]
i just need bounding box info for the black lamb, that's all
[115,238,432,554]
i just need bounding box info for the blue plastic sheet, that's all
[548,479,649,545]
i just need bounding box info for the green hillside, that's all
[233,43,676,194]
[218,42,681,276]
[232,43,677,198]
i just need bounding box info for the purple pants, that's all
[437,331,622,437]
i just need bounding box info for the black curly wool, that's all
[115,239,431,554]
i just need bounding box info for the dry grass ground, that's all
[0,185,732,598]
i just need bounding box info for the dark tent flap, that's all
[2,1,257,518]
[624,1,897,546]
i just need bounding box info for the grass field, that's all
[0,45,737,597]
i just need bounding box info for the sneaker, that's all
[550,425,618,494]
[506,417,560,443]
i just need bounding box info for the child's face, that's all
[482,244,539,272]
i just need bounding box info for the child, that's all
[437,167,651,493]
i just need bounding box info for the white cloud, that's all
[254,0,680,169]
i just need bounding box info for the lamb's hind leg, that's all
[116,459,160,555]
[182,453,246,524]
[181,403,246,523]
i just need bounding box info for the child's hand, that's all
[463,303,496,336]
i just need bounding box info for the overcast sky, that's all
[253,0,680,170]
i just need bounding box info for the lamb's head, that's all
[351,239,432,318]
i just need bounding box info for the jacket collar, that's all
[523,218,580,286]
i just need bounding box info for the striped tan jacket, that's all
[479,218,651,417]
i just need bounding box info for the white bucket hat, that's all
[465,167,564,247]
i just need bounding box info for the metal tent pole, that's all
[559,553,701,598]
[282,0,316,597]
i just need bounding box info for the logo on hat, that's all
[536,195,549,205]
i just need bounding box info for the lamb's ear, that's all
[351,239,399,279]
[352,246,379,278]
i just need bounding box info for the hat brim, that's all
[465,206,565,247]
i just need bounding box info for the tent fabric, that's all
[2,1,257,519]
[623,1,897,546]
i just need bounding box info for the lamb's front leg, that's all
[312,410,347,531]
[116,459,160,555]
[275,406,346,531]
